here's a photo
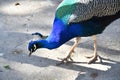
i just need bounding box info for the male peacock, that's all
[28,0,120,65]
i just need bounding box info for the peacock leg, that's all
[86,35,98,64]
[57,37,81,65]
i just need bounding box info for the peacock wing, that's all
[68,0,120,23]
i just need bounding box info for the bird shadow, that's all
[4,50,120,69]
[0,32,120,80]
[75,58,120,80]
[4,51,120,80]
[1,31,120,79]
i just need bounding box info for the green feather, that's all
[56,0,79,25]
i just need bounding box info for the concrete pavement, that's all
[0,0,120,80]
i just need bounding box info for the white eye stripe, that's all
[34,44,37,50]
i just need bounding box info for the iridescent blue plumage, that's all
[45,16,106,48]
[28,0,120,63]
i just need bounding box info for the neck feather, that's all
[44,18,74,49]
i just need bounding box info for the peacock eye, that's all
[33,44,37,51]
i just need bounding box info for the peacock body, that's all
[45,0,120,48]
[28,0,120,63]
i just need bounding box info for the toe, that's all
[87,56,98,64]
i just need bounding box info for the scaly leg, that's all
[86,35,98,64]
[57,37,81,65]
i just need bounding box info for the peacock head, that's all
[28,40,46,56]
[28,40,49,56]
[28,32,48,56]
[28,41,39,57]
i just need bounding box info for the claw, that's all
[56,56,73,66]
[87,55,98,64]
[69,57,73,61]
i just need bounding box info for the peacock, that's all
[28,0,120,65]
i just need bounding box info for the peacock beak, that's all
[28,49,33,57]
[28,44,37,57]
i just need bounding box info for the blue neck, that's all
[44,18,74,49]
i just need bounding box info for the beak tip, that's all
[28,52,32,57]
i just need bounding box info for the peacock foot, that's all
[85,55,102,64]
[56,56,74,65]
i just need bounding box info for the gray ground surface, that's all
[0,0,120,80]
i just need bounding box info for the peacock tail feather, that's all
[56,0,120,25]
